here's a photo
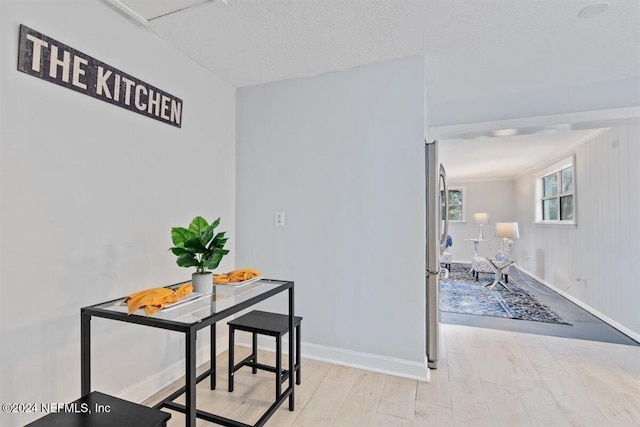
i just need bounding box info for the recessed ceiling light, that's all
[578,2,610,19]
[492,128,518,137]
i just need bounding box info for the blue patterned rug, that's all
[440,263,570,324]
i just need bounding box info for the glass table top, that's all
[91,279,288,324]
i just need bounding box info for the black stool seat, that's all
[228,310,302,335]
[25,391,170,427]
[228,310,302,401]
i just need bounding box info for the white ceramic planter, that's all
[192,272,213,294]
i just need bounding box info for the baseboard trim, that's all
[235,335,429,382]
[119,331,228,404]
[116,313,431,404]
[515,265,640,343]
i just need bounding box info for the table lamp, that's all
[473,213,490,240]
[495,222,519,258]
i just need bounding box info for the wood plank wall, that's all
[514,125,640,336]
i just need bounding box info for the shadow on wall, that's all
[536,248,545,277]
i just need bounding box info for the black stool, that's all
[228,310,302,400]
[24,391,170,427]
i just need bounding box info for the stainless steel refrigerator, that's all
[425,140,449,369]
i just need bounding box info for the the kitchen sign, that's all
[17,25,183,128]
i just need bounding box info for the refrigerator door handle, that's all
[439,163,449,251]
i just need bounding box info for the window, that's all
[535,156,576,225]
[441,186,466,222]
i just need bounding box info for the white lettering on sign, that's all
[72,55,88,89]
[49,45,70,83]
[122,77,135,106]
[113,74,121,102]
[135,84,147,111]
[147,89,161,116]
[96,66,112,99]
[160,95,171,120]
[171,99,182,126]
[26,34,48,72]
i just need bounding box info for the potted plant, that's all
[170,216,229,294]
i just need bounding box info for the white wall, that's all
[235,57,427,379]
[428,76,640,126]
[0,1,235,424]
[514,125,640,336]
[444,179,516,262]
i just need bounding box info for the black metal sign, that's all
[17,24,183,128]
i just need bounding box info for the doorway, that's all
[428,109,640,346]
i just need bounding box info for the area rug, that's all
[439,263,570,324]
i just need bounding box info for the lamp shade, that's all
[473,213,490,225]
[495,222,520,239]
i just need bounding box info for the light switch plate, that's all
[275,211,285,226]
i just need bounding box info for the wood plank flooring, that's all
[143,324,640,426]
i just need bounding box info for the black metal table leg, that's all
[296,323,301,385]
[288,285,294,411]
[185,328,197,427]
[228,327,235,392]
[252,332,258,374]
[210,323,216,390]
[275,335,282,401]
[81,310,91,396]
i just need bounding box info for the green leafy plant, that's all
[170,216,230,274]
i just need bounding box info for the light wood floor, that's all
[144,324,640,426]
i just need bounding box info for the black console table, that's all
[81,279,295,427]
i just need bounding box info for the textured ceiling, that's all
[111,1,638,180]
[439,129,601,181]
[138,0,640,91]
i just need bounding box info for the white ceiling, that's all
[439,129,602,181]
[108,0,639,180]
[122,0,640,93]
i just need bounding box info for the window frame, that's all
[534,155,577,227]
[445,185,467,223]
